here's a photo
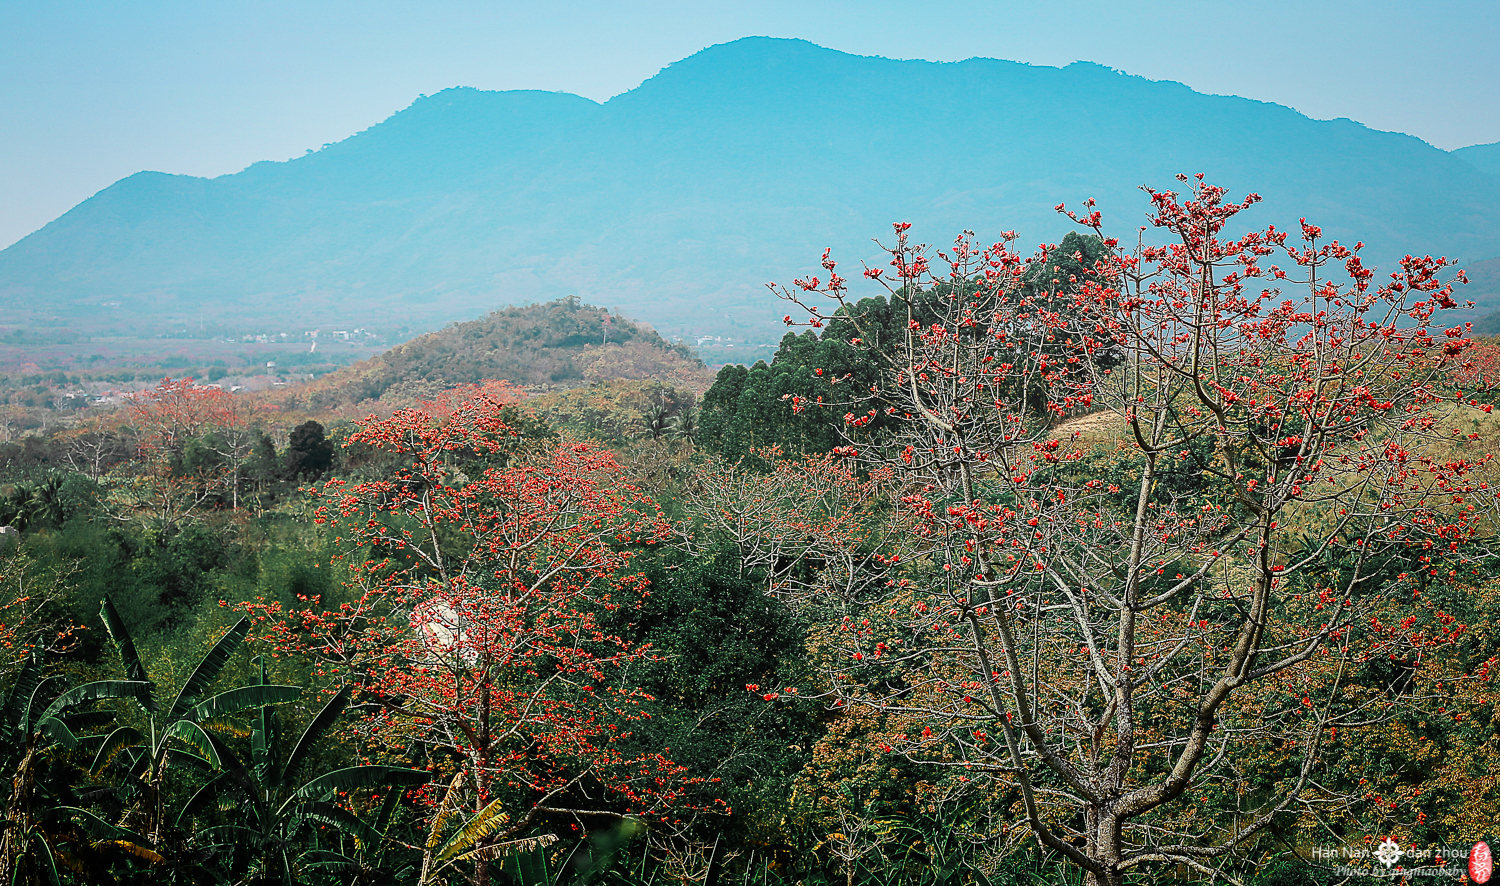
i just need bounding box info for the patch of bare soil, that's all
[1055,410,1125,442]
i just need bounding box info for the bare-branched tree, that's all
[758,176,1494,885]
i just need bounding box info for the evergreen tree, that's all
[282,420,334,480]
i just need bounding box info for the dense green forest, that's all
[1,193,1499,886]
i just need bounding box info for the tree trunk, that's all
[472,682,493,886]
[1083,807,1123,886]
[0,739,38,884]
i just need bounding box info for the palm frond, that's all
[162,742,218,775]
[35,716,77,751]
[2,653,42,740]
[60,806,148,845]
[295,800,385,849]
[373,787,402,835]
[199,715,252,738]
[97,840,164,864]
[174,772,232,830]
[299,849,360,872]
[251,656,276,785]
[423,770,467,852]
[451,832,559,865]
[22,675,62,735]
[164,719,222,767]
[191,824,264,850]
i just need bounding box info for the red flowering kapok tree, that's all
[243,386,688,884]
[118,377,258,529]
[769,177,1497,885]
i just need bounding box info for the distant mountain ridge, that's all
[4,37,1500,340]
[1455,143,1500,179]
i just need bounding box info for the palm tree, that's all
[0,475,67,532]
[645,403,670,446]
[669,406,698,447]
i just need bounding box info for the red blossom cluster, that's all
[240,385,697,841]
[760,175,1493,886]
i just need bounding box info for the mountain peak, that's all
[4,39,1498,341]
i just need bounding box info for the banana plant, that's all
[0,651,152,885]
[418,770,560,886]
[181,661,430,885]
[92,597,304,852]
[298,791,412,886]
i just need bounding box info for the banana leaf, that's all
[282,684,351,787]
[167,617,251,720]
[189,684,301,721]
[288,766,428,806]
[100,596,153,707]
[295,800,385,849]
[37,680,150,726]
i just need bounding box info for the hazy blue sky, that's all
[3,0,1497,249]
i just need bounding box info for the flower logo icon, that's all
[1375,838,1405,868]
[1471,841,1493,885]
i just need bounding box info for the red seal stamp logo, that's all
[1471,841,1493,885]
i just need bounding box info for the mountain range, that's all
[4,37,1500,343]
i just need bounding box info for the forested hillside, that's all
[1463,257,1500,334]
[286,297,712,409]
